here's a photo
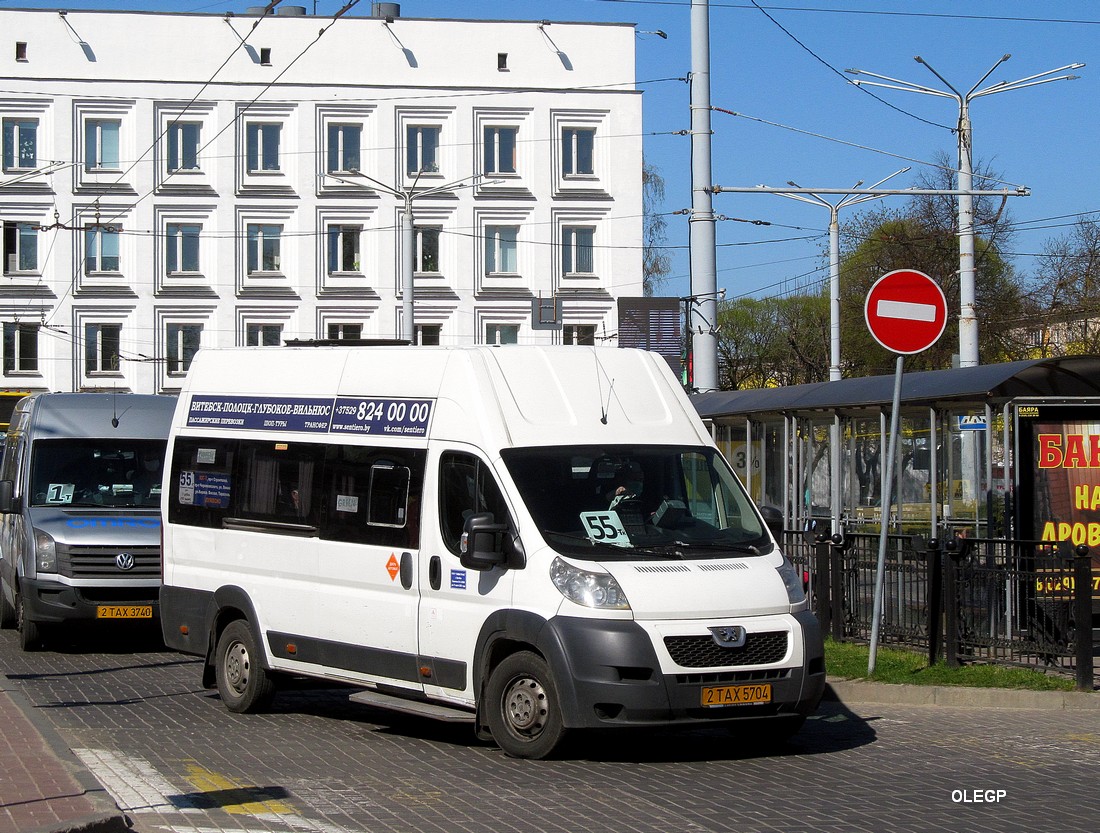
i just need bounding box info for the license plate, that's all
[701,683,772,707]
[96,605,153,619]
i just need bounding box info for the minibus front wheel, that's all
[16,585,42,652]
[215,620,276,713]
[485,651,568,759]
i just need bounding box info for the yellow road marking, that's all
[184,763,295,815]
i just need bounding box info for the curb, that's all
[5,686,131,833]
[825,678,1100,710]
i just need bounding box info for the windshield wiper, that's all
[665,540,766,556]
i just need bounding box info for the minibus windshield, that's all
[30,439,166,509]
[501,445,771,560]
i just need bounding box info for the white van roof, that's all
[179,346,709,450]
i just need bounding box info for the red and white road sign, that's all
[864,269,948,354]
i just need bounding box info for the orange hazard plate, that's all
[701,683,771,707]
[96,605,153,619]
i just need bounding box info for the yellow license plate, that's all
[96,605,153,619]
[701,683,772,707]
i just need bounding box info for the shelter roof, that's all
[691,355,1100,418]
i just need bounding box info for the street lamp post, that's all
[777,169,909,382]
[329,170,486,342]
[846,55,1084,367]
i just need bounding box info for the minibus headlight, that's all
[550,557,630,610]
[777,556,806,605]
[34,529,56,573]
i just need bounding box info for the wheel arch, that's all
[202,586,267,688]
[472,609,584,731]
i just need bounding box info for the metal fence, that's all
[783,530,1096,689]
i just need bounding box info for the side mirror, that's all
[758,504,785,542]
[0,480,16,514]
[460,512,508,571]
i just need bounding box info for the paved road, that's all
[2,624,1098,833]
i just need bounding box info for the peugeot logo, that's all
[115,553,135,571]
[708,625,747,648]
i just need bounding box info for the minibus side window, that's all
[439,452,510,556]
[235,440,322,525]
[320,445,425,548]
[168,437,236,528]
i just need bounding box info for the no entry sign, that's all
[864,269,948,354]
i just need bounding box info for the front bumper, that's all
[21,576,160,625]
[539,609,825,729]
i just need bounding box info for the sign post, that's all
[864,270,947,674]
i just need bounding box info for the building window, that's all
[85,226,120,273]
[485,323,519,345]
[562,226,595,275]
[327,225,361,273]
[85,119,120,171]
[167,323,202,375]
[563,325,596,346]
[246,224,281,274]
[415,324,441,346]
[3,222,38,274]
[246,323,282,346]
[167,122,201,172]
[485,226,518,274]
[246,123,281,172]
[85,323,121,374]
[406,126,440,175]
[415,226,440,273]
[166,224,201,274]
[2,119,37,171]
[327,323,362,341]
[483,126,517,175]
[562,127,595,177]
[3,322,39,373]
[327,124,361,173]
[15,42,27,62]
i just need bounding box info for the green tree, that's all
[1026,217,1100,355]
[642,162,672,297]
[838,203,1024,375]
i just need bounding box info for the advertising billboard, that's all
[1015,403,1100,621]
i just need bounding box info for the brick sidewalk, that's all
[0,688,128,833]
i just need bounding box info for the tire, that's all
[16,588,42,652]
[485,651,568,759]
[215,620,275,713]
[0,578,15,629]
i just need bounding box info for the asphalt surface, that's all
[1,627,1097,833]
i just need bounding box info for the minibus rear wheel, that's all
[215,620,275,713]
[485,651,567,759]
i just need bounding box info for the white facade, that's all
[0,7,643,394]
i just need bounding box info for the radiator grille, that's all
[55,545,161,579]
[664,631,788,668]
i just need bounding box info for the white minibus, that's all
[160,345,824,758]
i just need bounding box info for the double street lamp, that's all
[846,55,1084,367]
[329,170,489,342]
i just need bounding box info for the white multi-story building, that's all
[0,5,643,394]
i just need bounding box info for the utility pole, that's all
[688,0,718,392]
[846,55,1083,367]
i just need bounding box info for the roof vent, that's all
[245,6,267,15]
[371,3,400,18]
[277,5,307,15]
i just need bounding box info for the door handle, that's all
[399,551,413,590]
[429,556,441,591]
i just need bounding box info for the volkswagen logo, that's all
[115,552,135,571]
[708,625,747,648]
